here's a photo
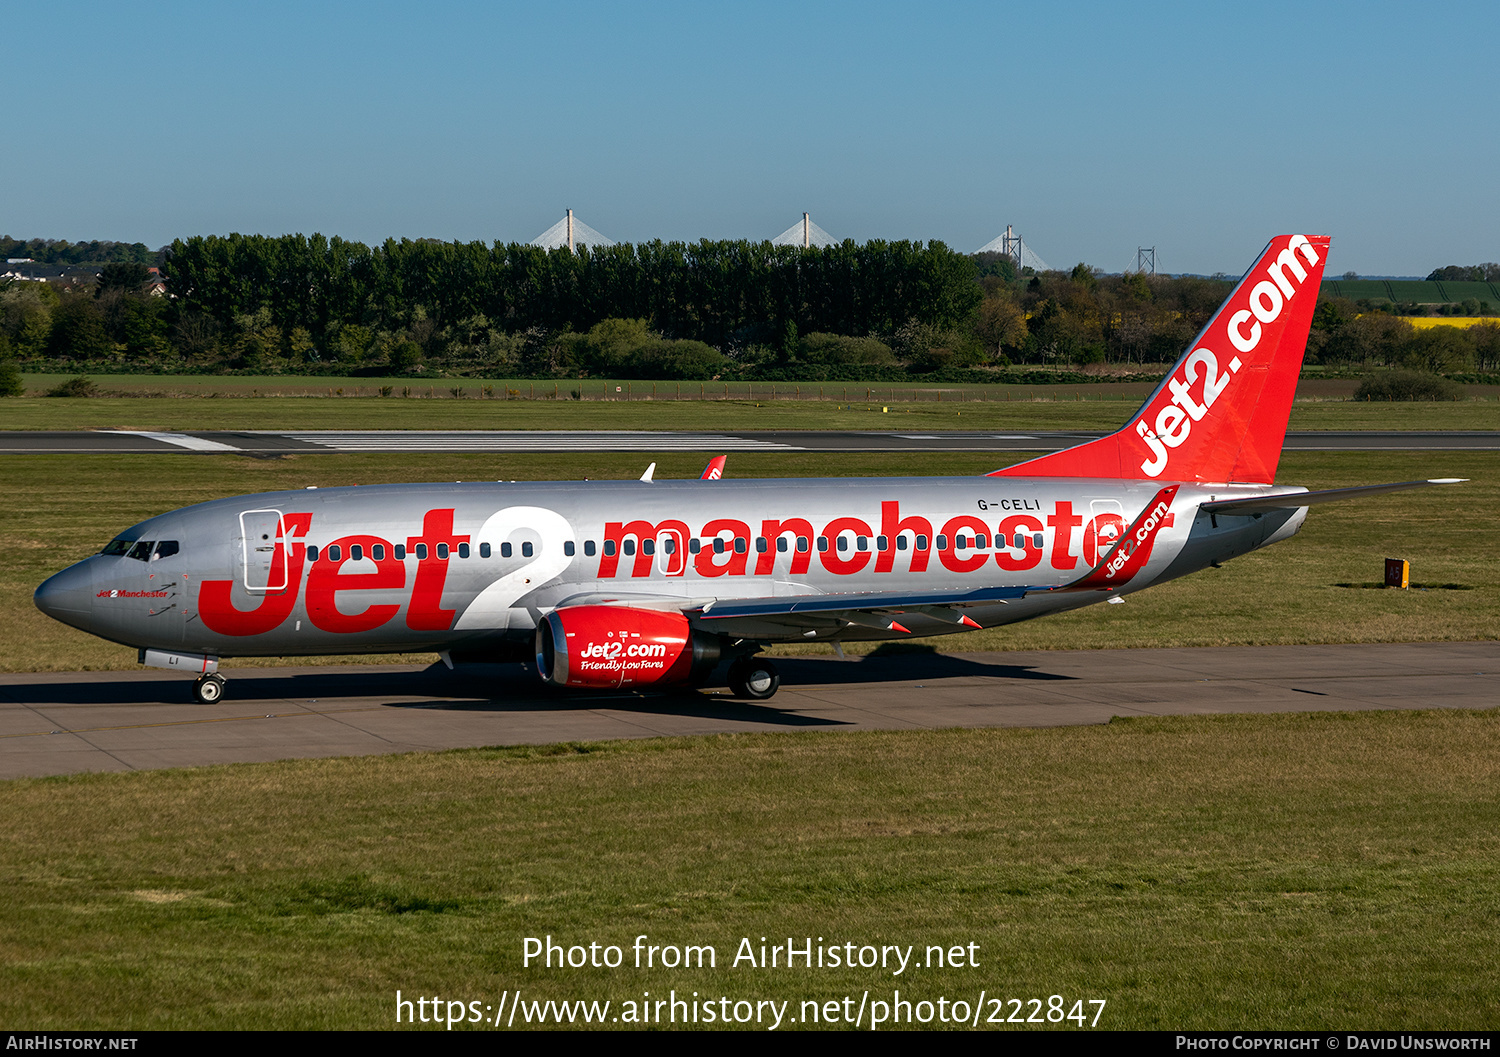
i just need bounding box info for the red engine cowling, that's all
[536,606,721,689]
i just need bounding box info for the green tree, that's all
[45,295,114,360]
[1467,321,1500,372]
[0,334,22,396]
[95,262,151,296]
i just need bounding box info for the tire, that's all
[727,657,780,701]
[193,674,226,704]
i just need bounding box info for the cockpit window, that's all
[152,541,179,560]
[101,539,131,556]
[126,540,155,561]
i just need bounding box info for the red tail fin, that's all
[991,234,1330,484]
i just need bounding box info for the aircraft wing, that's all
[1200,478,1465,515]
[693,584,1026,632]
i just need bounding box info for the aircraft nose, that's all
[34,561,95,633]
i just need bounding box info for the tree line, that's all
[1,236,159,268]
[3,234,1498,382]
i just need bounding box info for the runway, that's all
[2,642,1494,779]
[2,429,1499,454]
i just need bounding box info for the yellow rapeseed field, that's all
[1406,316,1499,330]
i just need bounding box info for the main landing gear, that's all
[192,673,227,704]
[727,656,780,701]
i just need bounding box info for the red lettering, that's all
[875,501,932,574]
[198,512,312,636]
[1047,501,1085,570]
[1082,513,1127,568]
[599,519,690,578]
[1069,488,1180,589]
[818,517,873,576]
[305,534,404,633]
[995,514,1044,572]
[938,515,989,574]
[755,518,814,575]
[694,519,750,578]
[405,509,469,631]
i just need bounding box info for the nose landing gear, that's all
[192,673,227,704]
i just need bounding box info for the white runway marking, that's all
[119,431,243,452]
[271,430,799,451]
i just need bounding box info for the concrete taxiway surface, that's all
[2,429,1499,455]
[1,642,1494,779]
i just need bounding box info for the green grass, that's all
[3,390,1499,432]
[5,450,1495,673]
[3,710,1498,1028]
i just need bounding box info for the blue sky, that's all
[7,1,1496,274]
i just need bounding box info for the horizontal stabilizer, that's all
[1200,479,1465,515]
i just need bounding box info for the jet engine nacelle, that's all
[536,605,721,689]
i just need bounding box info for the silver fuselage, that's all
[35,474,1305,660]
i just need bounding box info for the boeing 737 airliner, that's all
[34,236,1461,702]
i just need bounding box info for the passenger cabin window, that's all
[624,540,636,556]
[351,544,364,561]
[564,541,575,556]
[307,545,320,562]
[936,535,948,551]
[458,543,470,559]
[733,538,746,554]
[328,545,342,562]
[415,544,428,560]
[603,540,616,557]
[689,539,701,554]
[395,544,407,560]
[776,537,788,553]
[584,540,596,556]
[816,537,829,552]
[372,544,385,561]
[479,543,491,558]
[522,541,534,557]
[797,537,809,552]
[917,534,930,550]
[502,542,513,558]
[437,543,449,559]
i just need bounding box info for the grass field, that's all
[4,450,1494,673]
[3,710,1498,1029]
[3,391,1499,432]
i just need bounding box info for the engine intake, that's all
[536,605,721,689]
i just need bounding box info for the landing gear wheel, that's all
[728,657,780,701]
[193,674,226,704]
